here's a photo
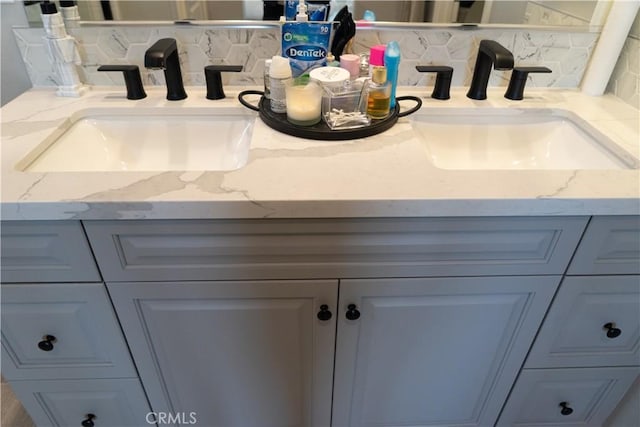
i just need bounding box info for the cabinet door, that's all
[108,280,337,427]
[1,283,137,380]
[10,378,151,427]
[497,367,640,427]
[526,275,640,368]
[332,276,559,427]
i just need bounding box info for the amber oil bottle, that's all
[366,66,391,119]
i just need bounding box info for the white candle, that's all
[285,83,322,126]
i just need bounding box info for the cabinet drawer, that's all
[568,216,640,275]
[1,221,101,283]
[1,283,137,380]
[9,378,151,427]
[84,217,587,281]
[526,276,640,368]
[497,367,640,427]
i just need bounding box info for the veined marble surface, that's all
[1,86,638,220]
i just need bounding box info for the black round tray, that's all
[238,90,422,141]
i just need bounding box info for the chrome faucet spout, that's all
[144,38,187,100]
[466,40,514,100]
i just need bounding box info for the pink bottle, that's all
[369,44,386,68]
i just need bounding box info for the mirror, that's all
[22,0,607,28]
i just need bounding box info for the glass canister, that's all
[322,80,370,130]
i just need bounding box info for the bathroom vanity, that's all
[1,87,639,427]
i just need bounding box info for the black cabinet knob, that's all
[81,413,96,427]
[205,65,243,100]
[415,65,453,100]
[317,304,332,321]
[603,322,622,339]
[345,304,360,320]
[37,335,57,352]
[559,402,573,416]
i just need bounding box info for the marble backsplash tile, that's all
[606,36,639,109]
[13,25,598,90]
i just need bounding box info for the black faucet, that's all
[144,38,187,100]
[466,40,514,100]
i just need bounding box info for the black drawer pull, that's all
[346,304,360,320]
[559,402,573,416]
[37,335,57,352]
[317,304,332,321]
[603,322,622,338]
[81,413,96,427]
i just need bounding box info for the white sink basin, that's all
[410,108,638,170]
[19,108,255,172]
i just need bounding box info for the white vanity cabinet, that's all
[83,216,587,427]
[0,221,152,427]
[498,216,640,427]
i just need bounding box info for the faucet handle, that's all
[505,66,552,101]
[204,65,243,100]
[98,65,146,100]
[416,65,453,100]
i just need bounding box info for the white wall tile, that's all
[13,25,599,91]
[607,36,640,109]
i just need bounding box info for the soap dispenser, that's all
[39,0,85,97]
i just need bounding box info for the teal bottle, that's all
[384,41,401,109]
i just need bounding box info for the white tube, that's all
[590,0,612,28]
[60,5,81,29]
[581,0,640,96]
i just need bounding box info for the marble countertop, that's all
[1,86,638,220]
